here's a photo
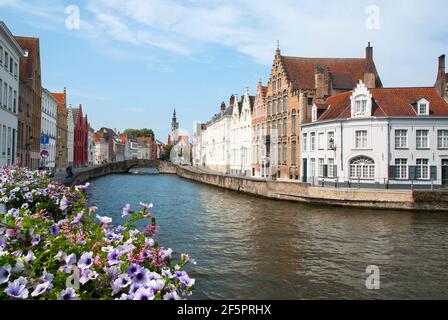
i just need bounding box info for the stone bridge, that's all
[58,160,177,187]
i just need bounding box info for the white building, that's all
[93,133,108,165]
[199,99,233,173]
[67,107,74,165]
[230,89,254,176]
[0,22,23,166]
[88,126,95,165]
[41,88,58,170]
[301,76,448,189]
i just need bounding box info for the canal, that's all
[88,171,448,299]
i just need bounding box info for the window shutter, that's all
[323,165,328,178]
[431,166,437,180]
[389,166,396,179]
[408,166,416,180]
[333,165,337,178]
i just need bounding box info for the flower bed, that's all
[0,166,195,300]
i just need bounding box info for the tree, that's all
[161,144,173,161]
[122,128,155,139]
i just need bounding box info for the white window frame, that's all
[416,159,429,180]
[438,130,448,149]
[350,156,375,180]
[416,130,429,149]
[310,132,316,151]
[417,99,430,116]
[327,131,335,150]
[355,130,368,149]
[395,129,408,149]
[395,158,408,180]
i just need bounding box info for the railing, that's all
[307,176,440,190]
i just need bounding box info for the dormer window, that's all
[350,81,373,118]
[312,104,318,122]
[417,98,429,116]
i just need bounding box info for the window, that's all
[416,130,429,149]
[354,95,368,117]
[5,52,8,69]
[291,113,296,136]
[416,159,429,180]
[318,158,324,177]
[312,105,317,122]
[0,46,3,64]
[350,156,375,179]
[328,159,335,178]
[14,62,18,77]
[355,130,368,149]
[283,142,287,165]
[327,132,335,150]
[283,95,288,112]
[438,130,448,149]
[291,142,296,165]
[277,99,282,114]
[277,119,282,137]
[395,159,408,179]
[310,133,316,151]
[283,118,287,136]
[9,57,13,74]
[268,101,271,115]
[303,133,308,152]
[318,132,325,150]
[417,99,429,115]
[395,130,408,149]
[310,158,316,177]
[273,99,276,114]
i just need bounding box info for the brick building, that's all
[263,43,382,180]
[72,104,89,167]
[53,88,68,172]
[251,79,268,177]
[15,36,42,170]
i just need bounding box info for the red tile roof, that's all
[314,87,448,123]
[52,93,64,105]
[280,56,381,90]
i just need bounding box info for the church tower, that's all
[170,109,179,144]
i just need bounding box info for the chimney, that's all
[229,95,235,106]
[438,54,446,79]
[366,42,373,61]
[220,102,226,113]
[435,54,447,99]
[315,65,326,101]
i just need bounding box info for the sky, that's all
[1,0,447,143]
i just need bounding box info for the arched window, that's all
[350,156,375,179]
[267,100,271,115]
[277,98,282,114]
[291,111,297,136]
[272,99,277,114]
[283,95,288,112]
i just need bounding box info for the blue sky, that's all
[1,0,447,143]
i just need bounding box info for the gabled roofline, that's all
[0,21,25,57]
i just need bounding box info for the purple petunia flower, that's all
[0,264,11,284]
[148,279,165,292]
[59,196,70,211]
[139,202,153,211]
[49,224,59,236]
[115,225,126,233]
[77,252,93,270]
[132,267,150,286]
[31,235,41,246]
[96,215,112,225]
[163,291,180,300]
[31,281,50,297]
[133,287,155,300]
[107,249,121,265]
[75,182,90,191]
[79,268,98,285]
[111,274,132,295]
[71,211,84,225]
[122,204,133,218]
[5,278,29,299]
[178,274,195,288]
[161,269,173,279]
[59,288,79,300]
[126,263,140,277]
[6,208,19,217]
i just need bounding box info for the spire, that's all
[276,40,281,55]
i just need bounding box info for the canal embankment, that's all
[176,166,448,211]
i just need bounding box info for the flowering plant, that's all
[0,166,195,300]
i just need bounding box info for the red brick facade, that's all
[73,104,89,166]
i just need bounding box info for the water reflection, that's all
[88,173,448,299]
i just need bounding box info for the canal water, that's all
[88,171,448,299]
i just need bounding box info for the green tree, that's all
[122,128,155,139]
[162,144,173,161]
